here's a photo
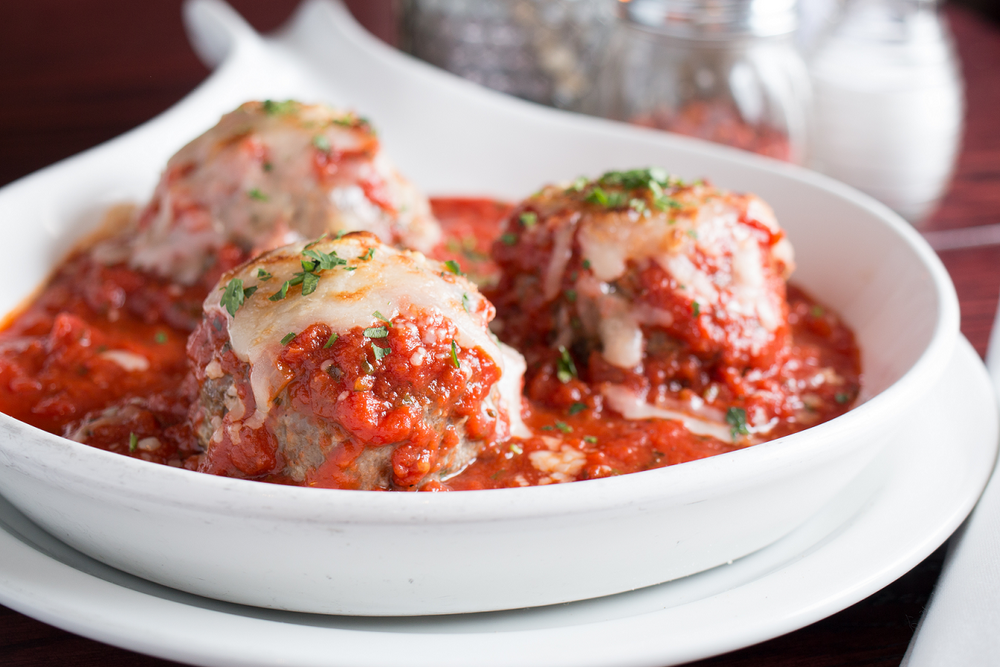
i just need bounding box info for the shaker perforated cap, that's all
[620,0,799,38]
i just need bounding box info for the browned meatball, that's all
[187,233,526,490]
[490,168,795,441]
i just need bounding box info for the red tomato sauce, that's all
[0,198,861,489]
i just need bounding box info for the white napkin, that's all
[902,312,1000,665]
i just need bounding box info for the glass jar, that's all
[398,0,614,110]
[584,0,812,163]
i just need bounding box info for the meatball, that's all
[187,232,526,490]
[490,168,795,440]
[95,100,441,285]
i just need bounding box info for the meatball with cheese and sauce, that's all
[187,232,526,490]
[95,101,441,285]
[490,168,796,442]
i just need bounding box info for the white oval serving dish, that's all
[0,0,959,616]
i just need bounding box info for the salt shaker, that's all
[583,0,812,163]
[808,0,963,224]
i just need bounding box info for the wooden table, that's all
[1,2,998,665]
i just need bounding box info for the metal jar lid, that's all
[620,0,799,39]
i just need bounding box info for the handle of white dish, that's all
[183,0,259,69]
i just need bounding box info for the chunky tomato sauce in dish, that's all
[0,101,860,491]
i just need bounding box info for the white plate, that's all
[0,337,993,667]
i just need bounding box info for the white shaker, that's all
[808,0,963,224]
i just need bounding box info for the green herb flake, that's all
[281,332,297,345]
[510,443,523,455]
[444,259,463,276]
[725,407,750,440]
[555,421,573,434]
[363,326,389,339]
[343,266,357,272]
[256,268,272,281]
[221,278,248,317]
[585,186,610,206]
[584,435,598,444]
[262,99,296,115]
[128,432,138,453]
[303,248,346,270]
[303,234,328,251]
[461,293,471,313]
[500,232,518,246]
[373,311,393,326]
[540,425,554,431]
[324,333,339,349]
[692,301,701,317]
[629,198,648,214]
[568,402,587,416]
[248,188,269,202]
[154,331,168,345]
[835,392,850,405]
[556,345,577,383]
[268,281,291,301]
[567,176,589,192]
[358,247,375,261]
[582,259,592,270]
[262,161,273,172]
[372,344,391,361]
[518,211,538,228]
[301,271,320,296]
[811,305,826,318]
[312,134,331,152]
[564,289,577,303]
[450,340,461,369]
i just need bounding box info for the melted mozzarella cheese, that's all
[205,235,511,427]
[601,384,735,443]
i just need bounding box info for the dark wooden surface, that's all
[1,2,998,665]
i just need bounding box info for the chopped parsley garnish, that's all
[583,435,598,444]
[312,134,331,152]
[444,259,463,276]
[221,278,257,317]
[567,176,589,192]
[582,259,592,270]
[281,332,297,345]
[811,305,826,318]
[256,268,272,281]
[363,326,389,339]
[262,99,296,115]
[262,161,273,172]
[303,234,329,250]
[303,247,346,270]
[568,402,587,416]
[450,340,461,369]
[518,211,538,228]
[268,281,290,301]
[300,271,319,295]
[128,432,138,453]
[725,407,750,440]
[629,198,647,214]
[324,333,339,349]
[555,421,573,434]
[372,344,391,361]
[373,311,393,325]
[835,392,850,405]
[248,188,269,202]
[154,331,168,344]
[564,289,577,303]
[556,345,577,383]
[692,301,701,317]
[510,443,523,455]
[461,293,471,313]
[500,232,518,246]
[358,247,375,261]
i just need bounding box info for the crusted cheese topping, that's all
[204,234,508,426]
